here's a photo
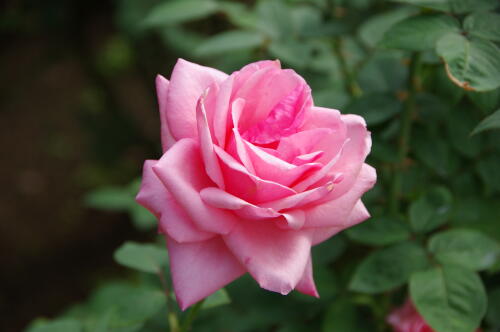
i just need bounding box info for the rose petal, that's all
[200,187,281,220]
[304,164,376,228]
[295,256,319,298]
[223,220,312,295]
[243,83,312,144]
[136,160,167,218]
[235,68,305,134]
[153,139,237,234]
[136,160,214,242]
[277,128,333,163]
[214,145,296,203]
[155,75,176,151]
[167,235,245,310]
[166,59,228,140]
[197,93,225,189]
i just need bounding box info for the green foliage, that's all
[410,265,487,332]
[85,179,156,231]
[142,0,219,27]
[409,187,453,233]
[436,33,500,92]
[471,109,500,135]
[350,242,429,293]
[346,216,411,246]
[114,242,168,274]
[380,14,460,51]
[428,229,500,271]
[30,0,500,331]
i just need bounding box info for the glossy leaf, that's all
[464,12,500,42]
[410,265,486,332]
[380,14,460,51]
[409,187,453,233]
[429,229,500,270]
[436,33,500,92]
[350,242,429,294]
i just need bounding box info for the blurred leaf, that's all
[268,40,313,69]
[446,107,482,158]
[218,2,259,30]
[409,186,453,233]
[429,229,500,270]
[26,319,82,332]
[195,30,264,57]
[392,0,498,13]
[85,187,134,211]
[256,0,292,40]
[350,242,429,294]
[476,154,500,193]
[143,0,219,27]
[313,235,347,265]
[452,196,500,242]
[129,204,156,231]
[345,93,402,126]
[380,14,460,51]
[464,11,500,42]
[88,283,166,329]
[116,0,162,35]
[203,289,231,309]
[487,288,500,328]
[410,265,486,332]
[160,26,204,54]
[290,5,323,37]
[471,109,500,135]
[371,140,399,163]
[467,88,500,113]
[358,6,417,48]
[114,242,168,273]
[357,51,408,93]
[436,33,500,92]
[347,216,411,246]
[322,297,369,332]
[414,131,459,177]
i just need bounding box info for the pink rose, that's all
[388,300,481,332]
[137,59,376,309]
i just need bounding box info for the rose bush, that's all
[136,59,376,309]
[388,300,482,332]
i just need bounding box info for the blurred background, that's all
[2,0,500,331]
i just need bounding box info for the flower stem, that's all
[158,269,180,332]
[180,300,205,332]
[389,52,421,215]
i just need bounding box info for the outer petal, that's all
[136,159,167,218]
[295,256,319,298]
[223,220,313,295]
[166,59,228,140]
[153,139,237,234]
[304,164,376,228]
[167,236,246,310]
[310,201,370,246]
[136,160,214,243]
[156,75,176,151]
[323,114,372,201]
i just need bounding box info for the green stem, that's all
[389,53,421,215]
[180,300,205,332]
[158,269,180,332]
[334,37,363,98]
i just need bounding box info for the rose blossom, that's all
[137,59,376,309]
[388,300,482,332]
